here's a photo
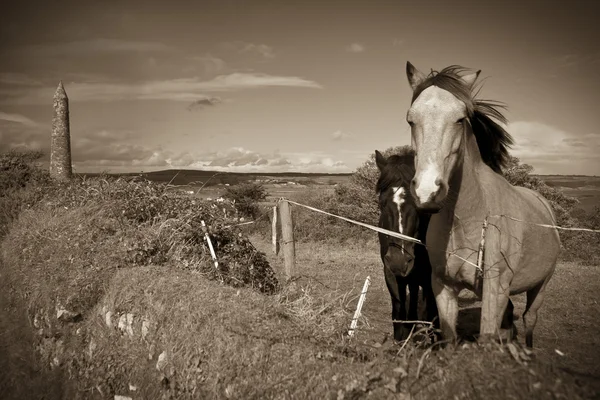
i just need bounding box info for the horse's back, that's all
[513,186,558,225]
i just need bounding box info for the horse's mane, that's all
[376,147,415,194]
[411,65,514,174]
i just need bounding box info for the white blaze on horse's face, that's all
[391,186,405,252]
[408,86,468,211]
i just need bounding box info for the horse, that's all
[375,148,439,342]
[404,61,560,347]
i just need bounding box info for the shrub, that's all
[222,182,268,219]
[0,150,52,237]
[282,146,411,244]
[0,150,51,192]
[501,156,579,225]
[290,147,599,264]
[501,156,600,264]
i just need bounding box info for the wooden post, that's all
[271,205,278,255]
[278,200,295,281]
[201,220,220,271]
[348,276,371,337]
[479,216,499,340]
[50,81,73,180]
[476,217,489,274]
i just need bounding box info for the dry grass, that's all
[1,173,599,399]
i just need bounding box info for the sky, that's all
[0,0,598,175]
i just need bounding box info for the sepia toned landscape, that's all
[1,0,599,399]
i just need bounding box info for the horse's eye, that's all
[456,118,466,124]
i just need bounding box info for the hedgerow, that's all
[286,147,598,264]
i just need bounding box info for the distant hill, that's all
[81,169,353,186]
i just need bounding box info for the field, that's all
[542,175,600,212]
[114,168,600,212]
[1,165,599,399]
[248,232,600,394]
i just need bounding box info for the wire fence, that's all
[209,195,598,339]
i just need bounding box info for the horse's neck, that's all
[443,131,489,222]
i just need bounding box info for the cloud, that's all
[0,111,40,127]
[204,73,321,90]
[346,43,365,53]
[0,122,350,173]
[15,39,173,58]
[1,72,322,105]
[187,97,222,111]
[185,147,349,173]
[551,52,600,69]
[507,121,600,175]
[0,73,43,86]
[220,41,276,60]
[331,130,352,141]
[74,142,349,173]
[189,54,228,74]
[239,43,275,60]
[0,116,47,153]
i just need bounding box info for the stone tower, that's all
[50,81,73,180]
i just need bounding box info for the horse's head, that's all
[404,61,481,213]
[375,149,420,277]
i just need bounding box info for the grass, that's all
[1,157,599,399]
[4,235,597,399]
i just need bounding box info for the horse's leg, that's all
[384,267,407,341]
[500,298,518,341]
[423,281,440,334]
[523,276,551,348]
[395,280,409,340]
[383,264,406,340]
[403,279,419,339]
[492,288,512,343]
[420,278,441,343]
[431,275,459,343]
[407,280,419,322]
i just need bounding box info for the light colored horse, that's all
[404,62,560,347]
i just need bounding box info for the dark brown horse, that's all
[375,148,439,341]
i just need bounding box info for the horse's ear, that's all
[375,150,386,171]
[461,70,481,89]
[406,61,426,91]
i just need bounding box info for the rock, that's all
[141,318,150,339]
[156,351,168,371]
[56,307,81,322]
[117,313,135,336]
[105,311,114,328]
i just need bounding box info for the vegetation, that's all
[222,181,268,219]
[280,146,599,265]
[1,149,599,399]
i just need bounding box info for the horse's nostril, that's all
[411,178,418,189]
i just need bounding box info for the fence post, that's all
[272,205,279,255]
[480,216,500,341]
[278,199,295,281]
[50,81,73,180]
